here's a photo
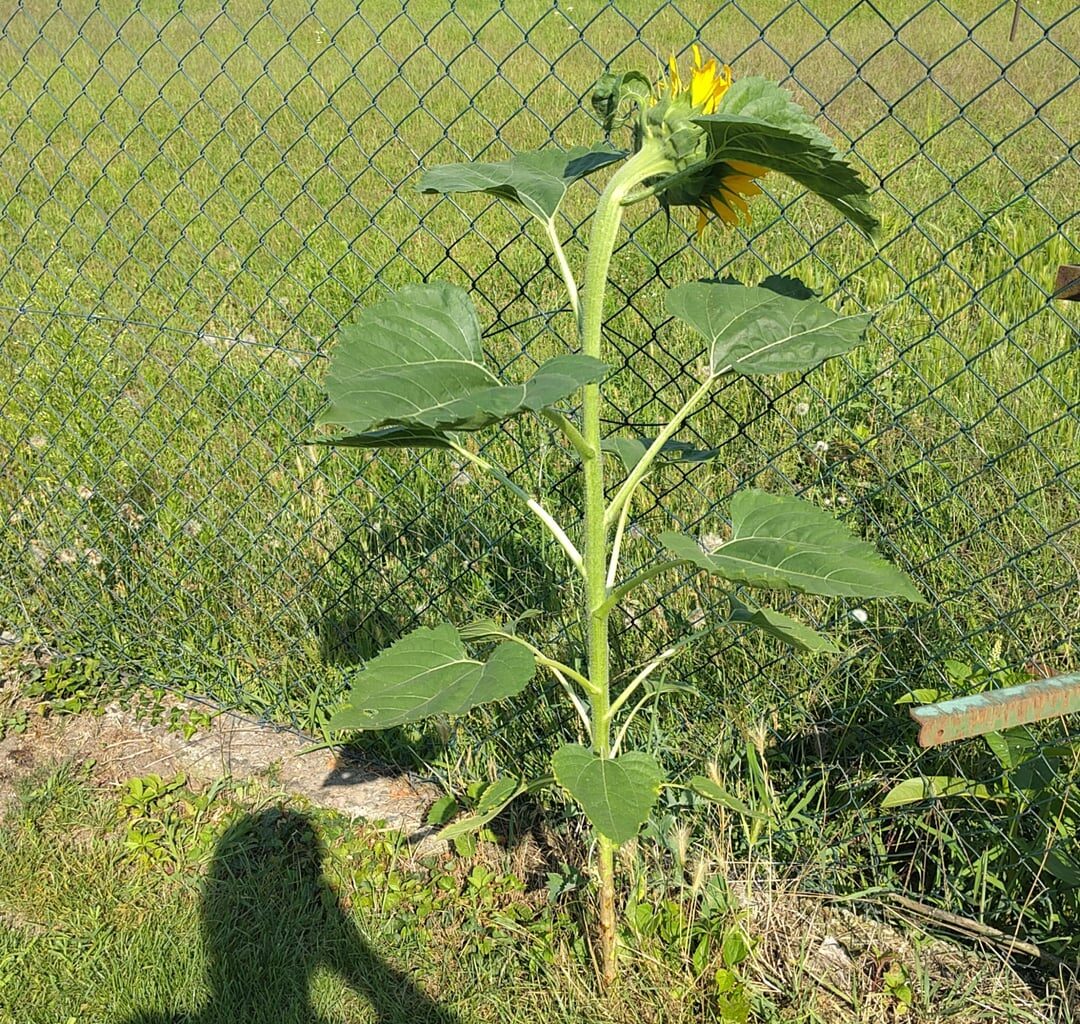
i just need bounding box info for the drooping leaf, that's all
[665,281,869,377]
[426,795,459,826]
[894,689,943,705]
[319,282,607,443]
[642,679,700,700]
[328,624,536,731]
[1041,847,1080,888]
[459,609,543,643]
[689,776,767,819]
[661,490,925,602]
[552,744,664,844]
[881,776,992,809]
[727,595,841,654]
[418,145,625,222]
[601,436,721,474]
[318,426,456,450]
[983,726,1036,773]
[439,777,524,843]
[697,77,878,236]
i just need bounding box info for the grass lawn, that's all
[0,718,1071,1024]
[0,0,1078,989]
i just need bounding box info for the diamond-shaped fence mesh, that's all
[1,0,1078,954]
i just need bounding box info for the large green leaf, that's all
[329,624,536,731]
[665,281,869,377]
[319,282,607,443]
[661,490,925,602]
[727,596,841,654]
[697,77,878,236]
[881,776,993,809]
[418,145,625,222]
[551,744,664,845]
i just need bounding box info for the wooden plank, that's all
[909,672,1080,747]
[1055,265,1080,301]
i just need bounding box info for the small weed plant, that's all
[315,48,924,985]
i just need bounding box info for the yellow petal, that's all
[719,188,750,216]
[728,160,768,178]
[691,65,714,108]
[695,209,710,236]
[708,65,732,111]
[668,54,682,95]
[722,174,764,197]
[708,196,738,225]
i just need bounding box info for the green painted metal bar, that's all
[910,672,1080,748]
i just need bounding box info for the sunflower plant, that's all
[315,48,924,987]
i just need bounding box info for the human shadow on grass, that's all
[125,808,461,1024]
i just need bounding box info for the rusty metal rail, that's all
[910,672,1080,747]
[1054,264,1080,301]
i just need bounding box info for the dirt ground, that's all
[0,636,439,840]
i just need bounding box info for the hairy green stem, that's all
[599,558,692,619]
[540,409,595,460]
[608,640,688,718]
[605,492,633,589]
[578,141,673,989]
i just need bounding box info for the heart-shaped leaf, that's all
[698,77,878,236]
[727,596,841,654]
[319,282,607,444]
[666,281,869,377]
[419,145,625,222]
[661,490,925,603]
[329,624,536,731]
[552,744,664,844]
[601,436,721,474]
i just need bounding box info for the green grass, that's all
[0,0,1078,967]
[0,755,1070,1023]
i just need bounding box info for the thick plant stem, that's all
[596,836,618,988]
[578,144,672,989]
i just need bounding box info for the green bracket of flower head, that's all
[417,145,625,224]
[591,70,653,133]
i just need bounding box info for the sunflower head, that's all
[651,47,768,234]
[592,46,769,235]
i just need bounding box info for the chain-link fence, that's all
[2,0,1078,956]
